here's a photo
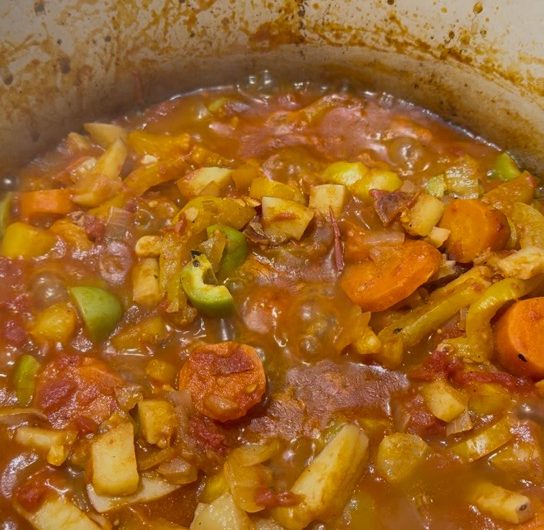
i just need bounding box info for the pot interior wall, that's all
[1,0,543,174]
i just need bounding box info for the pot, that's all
[1,0,543,176]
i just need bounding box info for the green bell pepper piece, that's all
[492,152,521,182]
[181,253,234,317]
[69,286,123,342]
[206,224,248,277]
[13,354,41,406]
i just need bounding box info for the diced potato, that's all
[444,156,481,199]
[249,177,305,204]
[135,235,163,257]
[30,302,77,345]
[351,169,402,203]
[112,315,168,351]
[145,359,177,384]
[132,258,161,308]
[84,122,127,148]
[261,197,314,242]
[177,167,232,198]
[375,433,428,484]
[190,493,254,530]
[421,379,467,422]
[90,422,139,496]
[321,161,368,188]
[469,482,533,524]
[401,193,445,237]
[138,400,176,448]
[1,222,56,258]
[426,226,450,248]
[224,456,271,513]
[87,474,180,513]
[15,426,77,466]
[468,383,511,415]
[309,184,348,216]
[50,219,93,250]
[17,493,101,530]
[273,424,369,530]
[230,162,261,192]
[450,417,512,462]
[157,457,198,485]
[254,518,285,530]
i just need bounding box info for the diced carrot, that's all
[494,297,544,379]
[19,189,74,219]
[339,240,441,311]
[178,341,266,422]
[439,199,510,263]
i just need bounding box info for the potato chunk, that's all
[421,379,467,422]
[375,433,428,484]
[138,400,176,447]
[309,184,347,216]
[470,482,533,524]
[190,492,253,530]
[261,197,314,242]
[90,422,139,496]
[273,424,369,530]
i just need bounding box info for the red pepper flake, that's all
[329,208,344,273]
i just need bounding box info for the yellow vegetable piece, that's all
[90,422,139,496]
[511,201,544,249]
[132,257,161,308]
[375,433,428,484]
[351,169,402,203]
[177,167,233,198]
[138,400,176,448]
[200,471,229,504]
[15,426,77,466]
[308,184,348,216]
[273,424,369,530]
[112,315,168,351]
[421,379,467,422]
[50,219,93,251]
[190,492,254,530]
[261,197,314,242]
[321,161,368,188]
[469,481,533,524]
[400,192,445,237]
[250,177,305,203]
[30,302,77,344]
[1,222,56,258]
[145,358,177,384]
[450,417,513,462]
[84,122,127,148]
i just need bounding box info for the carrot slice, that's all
[339,240,441,312]
[439,199,510,263]
[495,297,544,379]
[178,341,266,422]
[19,189,74,219]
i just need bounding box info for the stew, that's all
[1,81,543,529]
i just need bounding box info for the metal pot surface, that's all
[1,0,543,174]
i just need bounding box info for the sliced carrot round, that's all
[178,341,266,422]
[439,199,510,263]
[339,240,441,312]
[495,297,544,379]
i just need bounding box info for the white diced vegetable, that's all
[309,184,347,216]
[90,422,139,496]
[132,258,161,308]
[401,193,445,237]
[421,379,467,422]
[470,482,533,524]
[375,433,428,484]
[135,235,163,257]
[190,492,254,530]
[87,474,180,513]
[273,424,369,530]
[450,417,512,462]
[177,167,232,198]
[17,494,101,530]
[250,177,305,203]
[15,426,77,466]
[138,400,176,448]
[261,197,314,242]
[426,226,450,248]
[321,161,368,188]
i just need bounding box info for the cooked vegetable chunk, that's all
[178,342,265,422]
[177,167,233,198]
[90,422,139,496]
[421,379,467,422]
[309,184,347,216]
[340,240,441,311]
[273,424,369,530]
[261,197,314,242]
[13,355,41,406]
[30,302,77,344]
[190,492,254,530]
[495,297,544,378]
[138,400,176,447]
[1,222,56,258]
[469,482,533,524]
[439,199,510,263]
[375,433,428,484]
